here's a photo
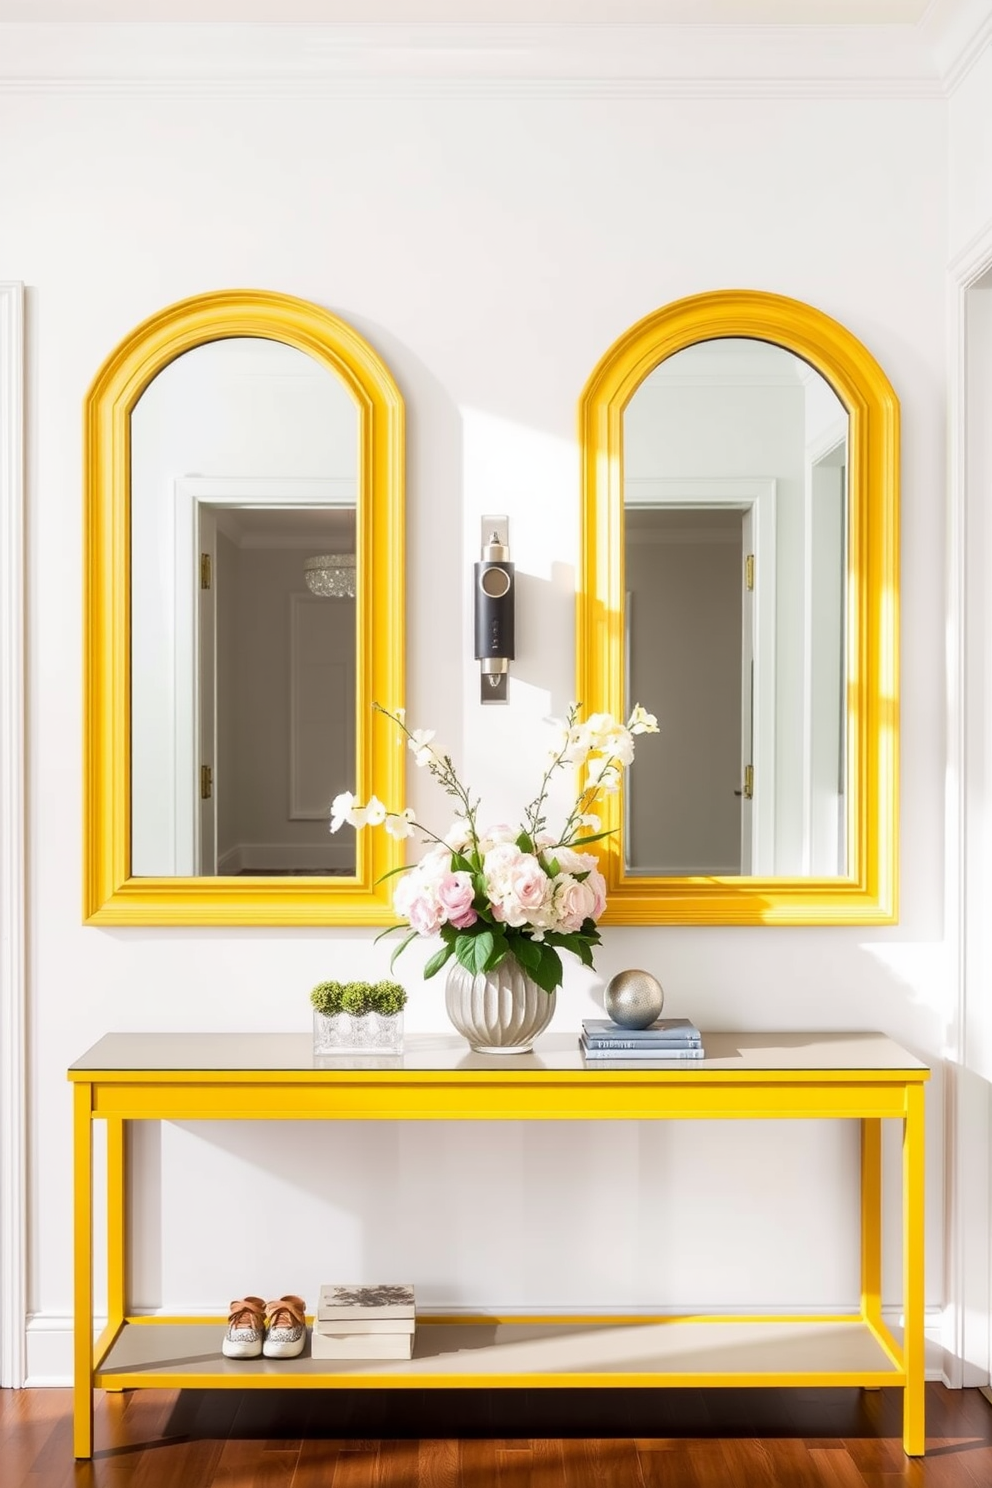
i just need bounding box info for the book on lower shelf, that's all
[312,1284,416,1360]
[311,1329,415,1360]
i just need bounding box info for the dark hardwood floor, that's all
[3,1384,992,1486]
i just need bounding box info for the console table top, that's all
[68,1030,929,1077]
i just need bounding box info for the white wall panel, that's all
[0,43,951,1376]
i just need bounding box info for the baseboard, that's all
[24,1304,950,1388]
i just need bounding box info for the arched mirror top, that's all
[84,289,405,925]
[578,289,899,925]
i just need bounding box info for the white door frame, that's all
[946,217,992,1393]
[0,282,26,1387]
[624,476,777,874]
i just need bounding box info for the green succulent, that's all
[310,980,408,1017]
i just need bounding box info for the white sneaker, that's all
[222,1296,266,1359]
[263,1295,307,1359]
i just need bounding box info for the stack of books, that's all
[311,1284,416,1360]
[580,1017,705,1061]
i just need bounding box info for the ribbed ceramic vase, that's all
[445,957,555,1054]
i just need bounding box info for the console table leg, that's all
[72,1081,94,1460]
[860,1117,882,1326]
[902,1083,926,1456]
[104,1118,127,1390]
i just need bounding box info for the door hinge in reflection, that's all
[745,554,755,592]
[744,764,754,800]
[200,765,212,800]
[200,553,212,589]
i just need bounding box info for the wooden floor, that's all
[3,1384,992,1486]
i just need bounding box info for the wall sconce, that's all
[475,516,514,704]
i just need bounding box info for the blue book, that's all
[582,1017,702,1043]
[582,1034,703,1051]
[580,1043,706,1061]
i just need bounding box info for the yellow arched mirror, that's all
[578,290,898,924]
[84,289,404,925]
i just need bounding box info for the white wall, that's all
[0,32,952,1376]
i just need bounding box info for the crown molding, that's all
[0,22,943,97]
[920,0,992,90]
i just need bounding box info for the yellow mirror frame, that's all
[578,289,898,925]
[84,289,405,925]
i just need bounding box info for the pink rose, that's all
[508,857,551,913]
[585,867,607,921]
[406,892,445,937]
[437,871,478,929]
[553,874,597,933]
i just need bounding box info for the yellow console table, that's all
[68,1030,930,1460]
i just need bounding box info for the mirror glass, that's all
[130,337,360,878]
[622,337,848,878]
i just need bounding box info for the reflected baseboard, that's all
[235,867,351,876]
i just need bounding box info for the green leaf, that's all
[567,830,616,849]
[516,831,535,854]
[388,929,419,972]
[373,923,403,945]
[423,942,456,979]
[484,938,509,973]
[451,851,476,875]
[543,856,560,879]
[373,864,416,885]
[529,944,563,995]
[456,930,495,975]
[510,936,542,972]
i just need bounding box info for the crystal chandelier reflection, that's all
[304,554,356,598]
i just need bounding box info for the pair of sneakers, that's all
[222,1295,307,1360]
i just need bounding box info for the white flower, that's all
[330,791,358,833]
[384,808,417,839]
[627,704,659,735]
[575,813,601,832]
[585,758,622,794]
[551,845,597,876]
[364,795,387,826]
[443,819,474,853]
[408,728,436,766]
[600,726,635,767]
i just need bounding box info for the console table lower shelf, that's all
[96,1314,907,1391]
[68,1030,930,1459]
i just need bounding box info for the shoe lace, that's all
[228,1297,265,1331]
[266,1296,306,1331]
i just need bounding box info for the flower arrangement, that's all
[330,702,658,994]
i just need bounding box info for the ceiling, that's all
[0,2,935,24]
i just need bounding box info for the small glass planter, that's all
[313,1010,404,1056]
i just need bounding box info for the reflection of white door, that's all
[289,595,356,820]
[623,477,777,876]
[195,507,217,876]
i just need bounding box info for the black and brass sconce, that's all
[475,516,514,704]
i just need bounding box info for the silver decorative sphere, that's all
[604,969,665,1030]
